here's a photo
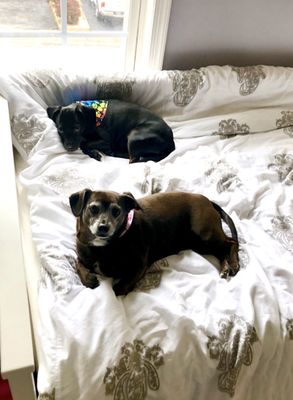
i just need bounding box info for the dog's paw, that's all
[80,145,102,161]
[87,150,102,161]
[84,272,100,289]
[89,150,102,161]
[113,281,132,296]
[220,260,239,279]
[129,157,139,164]
[77,262,100,288]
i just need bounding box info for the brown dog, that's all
[69,190,239,295]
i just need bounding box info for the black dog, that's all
[47,99,175,163]
[69,190,239,296]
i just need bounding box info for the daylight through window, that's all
[0,0,134,71]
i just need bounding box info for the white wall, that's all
[163,0,293,69]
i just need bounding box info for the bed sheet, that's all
[0,65,293,400]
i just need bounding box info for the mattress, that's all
[0,65,292,400]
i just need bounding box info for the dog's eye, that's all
[111,206,121,218]
[89,205,100,215]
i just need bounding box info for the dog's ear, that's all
[76,103,96,124]
[47,106,61,122]
[69,189,92,217]
[119,192,141,211]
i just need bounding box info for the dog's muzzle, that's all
[89,219,113,246]
[97,223,110,237]
[64,143,79,152]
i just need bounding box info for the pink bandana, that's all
[119,209,134,237]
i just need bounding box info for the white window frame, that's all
[126,0,172,71]
[0,0,172,72]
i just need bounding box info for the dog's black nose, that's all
[66,145,77,152]
[97,224,109,236]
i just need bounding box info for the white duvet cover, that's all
[0,65,293,400]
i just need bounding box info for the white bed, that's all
[0,65,293,400]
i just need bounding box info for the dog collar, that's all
[119,209,134,238]
[78,100,108,127]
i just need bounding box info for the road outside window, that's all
[0,0,129,71]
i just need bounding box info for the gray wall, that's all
[163,0,293,69]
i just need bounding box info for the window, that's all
[0,0,172,72]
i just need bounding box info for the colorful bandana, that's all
[77,100,108,127]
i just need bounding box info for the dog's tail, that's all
[211,202,238,242]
